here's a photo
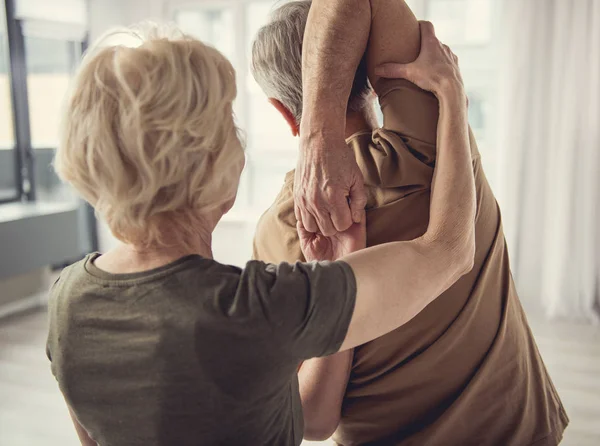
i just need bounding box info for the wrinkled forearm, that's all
[301,0,372,140]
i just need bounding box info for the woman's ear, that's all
[268,98,300,136]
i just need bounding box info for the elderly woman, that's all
[47,22,474,446]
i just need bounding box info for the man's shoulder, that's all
[258,171,295,229]
[253,171,304,263]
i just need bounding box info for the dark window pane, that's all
[0,5,17,201]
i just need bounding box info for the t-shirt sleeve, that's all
[46,273,64,377]
[375,78,480,162]
[236,260,356,360]
[375,78,439,145]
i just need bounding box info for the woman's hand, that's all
[375,21,464,97]
[298,211,366,261]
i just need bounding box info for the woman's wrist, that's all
[435,77,466,104]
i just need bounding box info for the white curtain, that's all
[496,0,600,322]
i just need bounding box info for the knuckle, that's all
[356,196,368,207]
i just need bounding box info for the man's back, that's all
[253,78,568,445]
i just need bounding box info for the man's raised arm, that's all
[295,0,372,237]
[298,22,476,352]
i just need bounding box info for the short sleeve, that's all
[374,78,480,164]
[375,78,439,145]
[46,273,63,377]
[237,260,356,360]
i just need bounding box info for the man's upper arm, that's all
[367,0,420,84]
[367,0,440,144]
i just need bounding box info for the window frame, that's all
[1,0,98,252]
[2,0,29,203]
[1,0,91,204]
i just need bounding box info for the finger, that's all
[294,202,301,224]
[300,207,319,233]
[375,62,409,79]
[313,210,337,237]
[349,182,368,224]
[419,21,436,40]
[330,200,354,233]
[296,220,310,240]
[355,209,367,246]
[296,221,317,257]
[357,210,367,230]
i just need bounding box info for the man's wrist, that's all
[300,97,347,144]
[299,128,345,154]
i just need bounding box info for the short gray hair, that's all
[251,0,371,123]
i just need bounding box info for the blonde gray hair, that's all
[251,0,371,123]
[55,23,244,249]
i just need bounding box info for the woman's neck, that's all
[94,227,214,274]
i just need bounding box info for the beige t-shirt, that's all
[46,254,356,446]
[253,78,569,446]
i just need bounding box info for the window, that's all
[426,0,492,46]
[0,0,97,259]
[174,2,299,215]
[24,36,81,202]
[423,0,498,182]
[25,37,80,149]
[0,4,18,203]
[245,2,298,212]
[175,8,235,64]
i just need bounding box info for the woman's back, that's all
[47,254,356,445]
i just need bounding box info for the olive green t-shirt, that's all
[46,253,356,446]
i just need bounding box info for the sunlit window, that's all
[426,0,492,46]
[25,37,79,149]
[175,8,235,64]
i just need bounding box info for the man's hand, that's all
[298,210,366,261]
[295,135,367,237]
[296,0,371,238]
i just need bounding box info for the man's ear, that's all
[268,98,300,136]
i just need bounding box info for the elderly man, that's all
[252,1,569,445]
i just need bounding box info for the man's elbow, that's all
[452,231,476,276]
[303,415,340,442]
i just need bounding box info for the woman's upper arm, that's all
[299,349,354,441]
[239,261,356,360]
[339,238,463,351]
